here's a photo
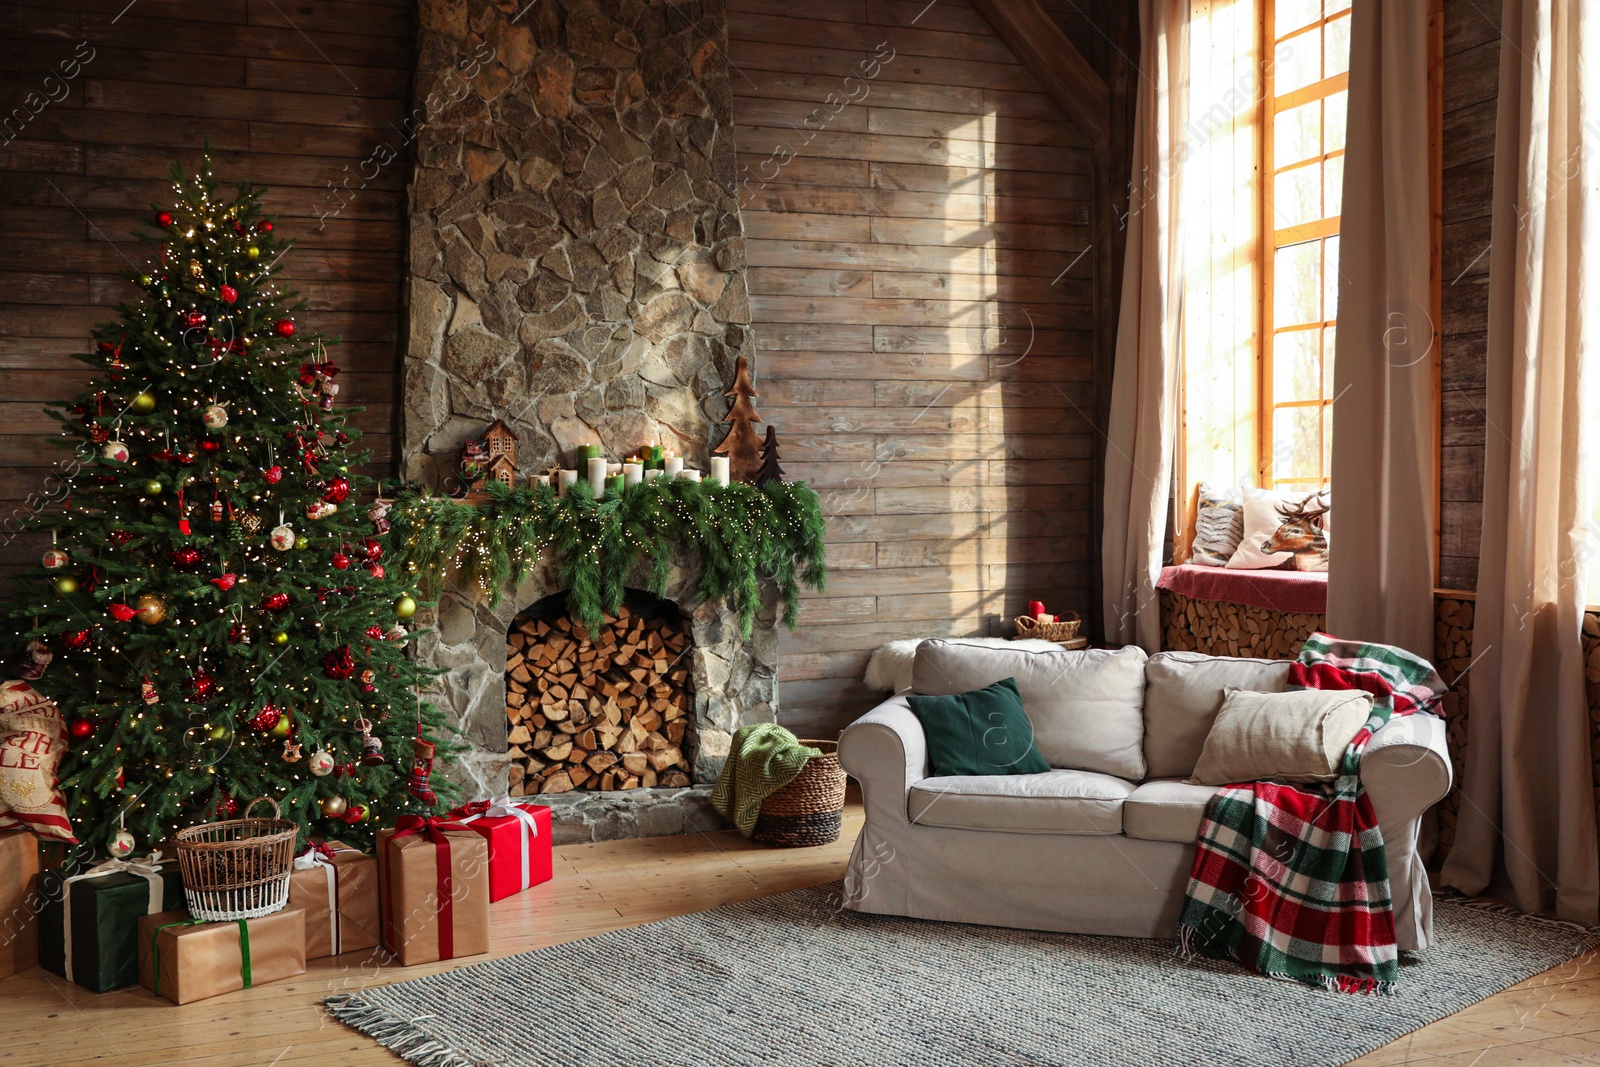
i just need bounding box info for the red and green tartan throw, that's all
[1176,633,1447,994]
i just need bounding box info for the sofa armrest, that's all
[1360,713,1452,828]
[838,696,930,828]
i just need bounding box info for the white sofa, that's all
[838,641,1452,950]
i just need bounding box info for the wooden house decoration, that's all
[463,419,519,498]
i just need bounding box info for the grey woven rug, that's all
[327,884,1599,1067]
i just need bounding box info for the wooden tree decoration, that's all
[713,354,763,482]
[755,425,785,485]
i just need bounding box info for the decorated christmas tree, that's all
[4,157,453,856]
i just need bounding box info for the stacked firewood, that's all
[506,606,694,795]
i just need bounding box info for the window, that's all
[1260,0,1350,490]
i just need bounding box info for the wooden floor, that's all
[5,801,1598,1067]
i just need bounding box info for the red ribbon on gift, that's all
[384,815,471,960]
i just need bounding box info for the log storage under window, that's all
[506,603,695,795]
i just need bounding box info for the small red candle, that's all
[1028,600,1047,619]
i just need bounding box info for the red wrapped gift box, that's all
[449,797,553,902]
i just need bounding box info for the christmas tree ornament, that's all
[156,211,173,227]
[364,561,385,579]
[322,476,350,504]
[109,603,138,622]
[319,379,339,411]
[274,319,296,338]
[340,804,367,825]
[263,464,284,484]
[364,625,384,640]
[308,749,335,776]
[183,310,206,329]
[69,717,94,739]
[187,258,202,279]
[367,500,391,533]
[219,283,238,304]
[355,717,384,764]
[107,529,133,547]
[130,391,156,413]
[189,671,217,701]
[143,479,163,496]
[281,738,302,762]
[269,713,292,739]
[170,546,203,571]
[199,439,219,454]
[319,794,348,818]
[109,829,137,859]
[246,245,260,259]
[247,703,281,732]
[269,522,296,551]
[362,537,383,561]
[261,592,290,612]
[101,439,130,463]
[134,594,167,624]
[271,630,289,646]
[141,678,159,705]
[385,625,409,646]
[228,621,249,644]
[210,573,238,590]
[207,723,228,740]
[201,402,229,430]
[394,594,417,619]
[239,511,263,535]
[42,539,69,569]
[61,629,92,651]
[138,273,153,286]
[305,501,337,521]
[53,575,80,595]
[20,639,53,680]
[210,498,224,522]
[331,552,350,570]
[359,669,377,694]
[257,220,273,233]
[322,645,355,679]
[408,736,438,805]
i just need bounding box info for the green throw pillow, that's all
[907,677,1051,777]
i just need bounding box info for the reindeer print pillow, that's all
[1225,486,1331,571]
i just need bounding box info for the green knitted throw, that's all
[711,724,822,837]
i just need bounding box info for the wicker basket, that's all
[753,740,847,848]
[173,796,298,920]
[1013,610,1082,642]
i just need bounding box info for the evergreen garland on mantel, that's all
[390,478,828,638]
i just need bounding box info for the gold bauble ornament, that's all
[188,258,203,278]
[319,795,348,818]
[208,723,228,740]
[269,713,292,739]
[143,479,163,496]
[131,392,156,414]
[271,630,289,647]
[394,595,417,619]
[247,245,260,260]
[52,575,79,595]
[134,594,167,624]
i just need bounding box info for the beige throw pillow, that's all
[1188,687,1374,786]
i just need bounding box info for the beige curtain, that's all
[1324,0,1436,660]
[1102,0,1188,650]
[1440,0,1599,925]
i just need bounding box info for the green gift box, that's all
[39,857,184,993]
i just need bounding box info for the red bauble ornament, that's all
[108,603,138,622]
[322,476,350,504]
[322,645,356,680]
[340,804,367,825]
[156,211,173,227]
[184,311,206,329]
[331,552,350,570]
[364,562,385,580]
[263,465,283,484]
[364,625,384,640]
[216,796,242,818]
[108,529,133,547]
[199,439,220,453]
[69,718,94,740]
[211,573,238,591]
[219,284,238,304]
[261,592,290,612]
[362,538,382,562]
[247,704,281,732]
[228,622,248,644]
[189,671,218,701]
[61,630,92,651]
[274,319,295,338]
[257,221,273,233]
[170,546,203,571]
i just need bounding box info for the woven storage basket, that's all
[752,740,847,848]
[173,796,298,920]
[1013,610,1081,642]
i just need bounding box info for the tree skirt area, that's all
[327,884,1599,1067]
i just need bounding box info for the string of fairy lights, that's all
[15,159,444,854]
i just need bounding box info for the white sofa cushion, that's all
[913,640,1148,779]
[908,769,1134,835]
[1122,779,1220,843]
[1142,651,1291,779]
[1190,687,1374,785]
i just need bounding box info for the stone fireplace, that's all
[400,0,769,841]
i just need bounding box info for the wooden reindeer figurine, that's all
[1261,493,1330,570]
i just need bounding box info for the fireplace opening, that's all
[505,589,696,796]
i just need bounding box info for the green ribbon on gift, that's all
[150,918,252,997]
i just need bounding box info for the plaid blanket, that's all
[1176,633,1447,994]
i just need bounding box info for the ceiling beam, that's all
[970,0,1111,145]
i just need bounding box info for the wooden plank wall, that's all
[725,0,1105,737]
[1438,0,1499,591]
[0,0,412,577]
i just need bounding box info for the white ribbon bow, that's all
[293,846,349,955]
[457,796,540,890]
[60,851,165,984]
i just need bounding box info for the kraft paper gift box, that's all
[376,816,490,966]
[286,841,379,959]
[447,798,553,902]
[0,830,40,979]
[38,852,184,992]
[137,907,306,1005]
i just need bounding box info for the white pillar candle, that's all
[708,456,730,486]
[664,455,684,477]
[677,469,702,483]
[586,456,608,497]
[558,469,578,497]
[623,461,643,488]
[644,468,662,481]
